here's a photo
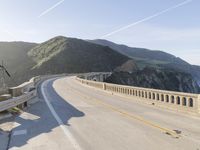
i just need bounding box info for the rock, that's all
[105,67,200,94]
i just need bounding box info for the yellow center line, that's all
[66,79,180,138]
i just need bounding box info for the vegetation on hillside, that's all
[90,39,200,80]
[0,36,199,94]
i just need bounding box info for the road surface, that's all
[8,76,200,150]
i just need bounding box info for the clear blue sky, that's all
[0,0,199,65]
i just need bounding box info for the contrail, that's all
[38,0,65,18]
[100,0,192,38]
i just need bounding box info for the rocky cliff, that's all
[105,67,200,93]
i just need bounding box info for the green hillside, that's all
[89,39,200,80]
[28,36,129,75]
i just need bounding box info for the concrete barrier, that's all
[76,76,200,114]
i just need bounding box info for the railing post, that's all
[180,96,183,106]
[103,83,106,90]
[198,95,200,113]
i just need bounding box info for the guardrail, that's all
[76,76,200,114]
[8,76,41,97]
[0,90,36,112]
[0,76,42,113]
[0,74,67,113]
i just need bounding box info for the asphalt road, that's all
[8,76,200,150]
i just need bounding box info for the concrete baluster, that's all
[197,95,200,113]
[103,83,106,90]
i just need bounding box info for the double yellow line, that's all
[68,81,181,138]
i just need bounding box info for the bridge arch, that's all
[182,97,187,106]
[189,98,193,107]
[165,95,169,102]
[176,96,181,105]
[152,93,156,100]
[161,94,164,101]
[142,91,144,98]
[149,92,151,99]
[171,95,175,103]
[145,92,148,98]
[156,94,160,100]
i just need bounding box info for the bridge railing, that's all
[0,90,37,112]
[0,76,42,112]
[76,77,200,114]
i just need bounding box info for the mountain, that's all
[28,36,129,75]
[0,36,129,86]
[105,67,200,94]
[114,60,138,73]
[0,42,37,86]
[0,41,37,72]
[89,39,200,80]
[88,39,180,66]
[0,36,199,94]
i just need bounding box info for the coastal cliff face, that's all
[105,67,200,94]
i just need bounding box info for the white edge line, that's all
[41,78,82,150]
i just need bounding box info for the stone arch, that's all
[182,97,187,106]
[165,95,169,102]
[156,94,160,100]
[161,94,164,101]
[149,92,151,99]
[142,91,144,97]
[125,89,128,94]
[127,89,130,95]
[176,96,180,105]
[171,95,175,103]
[189,98,193,107]
[152,93,156,100]
[130,89,132,95]
[145,92,148,98]
[132,90,135,96]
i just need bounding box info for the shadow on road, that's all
[8,79,85,149]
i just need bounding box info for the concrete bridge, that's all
[0,73,200,150]
[77,73,200,115]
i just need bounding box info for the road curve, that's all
[8,76,200,150]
